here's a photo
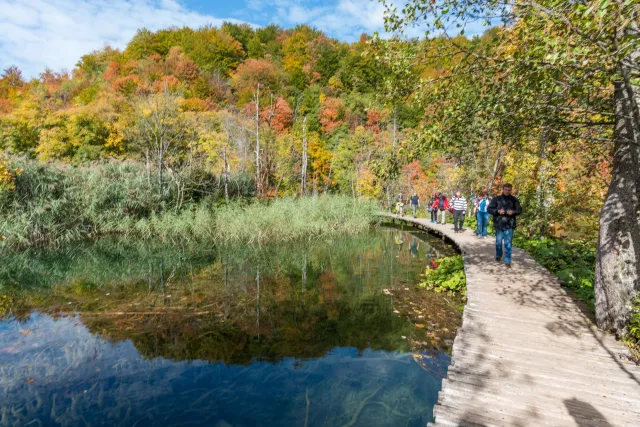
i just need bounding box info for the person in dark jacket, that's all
[487,183,522,268]
[410,192,420,218]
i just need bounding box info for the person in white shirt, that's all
[451,192,468,233]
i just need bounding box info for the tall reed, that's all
[0,158,380,250]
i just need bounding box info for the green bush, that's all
[418,255,466,294]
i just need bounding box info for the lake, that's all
[0,225,462,426]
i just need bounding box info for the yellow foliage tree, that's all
[0,155,16,191]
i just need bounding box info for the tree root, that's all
[341,386,382,427]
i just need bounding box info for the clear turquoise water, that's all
[0,226,458,426]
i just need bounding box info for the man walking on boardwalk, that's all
[410,192,420,218]
[487,184,522,268]
[451,192,468,233]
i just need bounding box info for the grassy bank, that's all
[130,196,379,246]
[0,158,379,250]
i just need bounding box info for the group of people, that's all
[394,184,522,267]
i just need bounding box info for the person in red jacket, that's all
[429,193,440,223]
[437,193,450,224]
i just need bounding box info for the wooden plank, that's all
[380,214,640,426]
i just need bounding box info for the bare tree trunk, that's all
[223,144,229,204]
[301,116,308,196]
[487,148,502,196]
[595,63,640,335]
[254,85,261,198]
[385,184,392,211]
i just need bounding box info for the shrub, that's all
[419,255,466,294]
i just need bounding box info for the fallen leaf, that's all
[415,324,425,329]
[21,329,33,336]
[25,378,35,384]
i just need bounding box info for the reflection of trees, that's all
[2,227,460,363]
[81,294,413,365]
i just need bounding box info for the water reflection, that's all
[0,226,460,426]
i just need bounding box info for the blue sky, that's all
[0,0,491,79]
[0,0,401,78]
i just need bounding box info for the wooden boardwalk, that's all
[384,214,640,427]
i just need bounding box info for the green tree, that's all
[382,0,640,336]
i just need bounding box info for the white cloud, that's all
[253,0,421,41]
[0,0,254,78]
[313,0,387,40]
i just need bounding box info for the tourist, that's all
[487,183,522,268]
[410,192,420,218]
[476,191,491,238]
[429,193,439,223]
[451,192,468,233]
[437,193,449,224]
[395,193,405,217]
